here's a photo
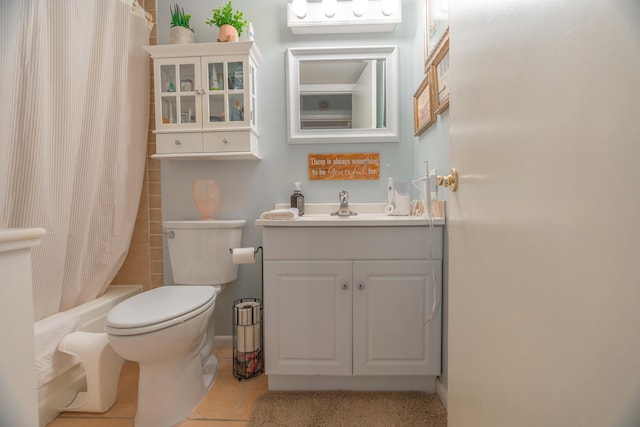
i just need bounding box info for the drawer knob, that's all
[222,138,229,144]
[174,139,182,145]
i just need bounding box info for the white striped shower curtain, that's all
[0,0,151,320]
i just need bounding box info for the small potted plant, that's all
[169,4,194,44]
[205,1,247,42]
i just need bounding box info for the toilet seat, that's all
[105,286,217,336]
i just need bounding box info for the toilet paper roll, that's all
[232,247,255,264]
[236,324,261,353]
[235,301,261,325]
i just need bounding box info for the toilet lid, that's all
[105,286,216,333]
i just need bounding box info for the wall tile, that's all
[151,260,163,275]
[149,195,162,209]
[111,4,160,289]
[149,221,163,235]
[151,273,164,288]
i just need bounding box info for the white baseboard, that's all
[435,377,447,409]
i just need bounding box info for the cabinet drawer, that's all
[203,131,253,152]
[156,133,203,153]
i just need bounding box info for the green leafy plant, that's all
[170,4,192,29]
[205,1,247,36]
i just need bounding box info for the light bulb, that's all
[291,0,308,19]
[381,0,398,16]
[352,0,368,17]
[322,0,337,18]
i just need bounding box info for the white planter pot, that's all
[170,26,194,44]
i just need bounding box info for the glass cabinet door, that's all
[204,60,225,123]
[156,58,201,130]
[228,61,244,90]
[159,63,177,125]
[227,60,245,124]
[201,57,249,129]
[249,63,257,128]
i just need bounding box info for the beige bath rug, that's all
[247,390,447,427]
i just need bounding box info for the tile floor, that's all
[47,338,268,427]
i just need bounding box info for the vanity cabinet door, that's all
[264,260,352,376]
[352,260,442,376]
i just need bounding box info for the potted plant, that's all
[205,1,247,42]
[169,4,194,44]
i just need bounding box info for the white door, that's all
[448,1,640,426]
[353,260,441,376]
[263,260,352,376]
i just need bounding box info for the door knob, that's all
[437,168,458,192]
[358,283,365,290]
[342,283,349,290]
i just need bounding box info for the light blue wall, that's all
[408,0,451,388]
[156,0,449,350]
[416,109,450,389]
[411,3,451,387]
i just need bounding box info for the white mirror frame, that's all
[286,45,399,144]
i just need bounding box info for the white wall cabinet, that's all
[145,42,261,160]
[260,224,443,391]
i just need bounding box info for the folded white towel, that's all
[259,208,299,220]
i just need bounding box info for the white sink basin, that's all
[255,203,445,227]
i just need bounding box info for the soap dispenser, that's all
[290,182,305,215]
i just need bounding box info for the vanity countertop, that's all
[255,203,445,227]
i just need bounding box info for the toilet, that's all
[105,219,246,427]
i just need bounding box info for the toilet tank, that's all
[164,220,246,285]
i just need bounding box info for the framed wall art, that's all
[424,0,449,70]
[413,70,436,136]
[430,28,450,114]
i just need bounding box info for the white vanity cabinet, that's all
[145,42,261,160]
[260,224,443,391]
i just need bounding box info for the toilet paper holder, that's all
[229,246,264,381]
[228,246,263,299]
[229,247,261,256]
[233,297,263,380]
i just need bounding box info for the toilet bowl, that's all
[104,219,245,427]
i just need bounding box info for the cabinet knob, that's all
[174,139,182,145]
[358,282,365,290]
[342,283,349,290]
[222,138,229,144]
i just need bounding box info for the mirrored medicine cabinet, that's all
[286,46,399,144]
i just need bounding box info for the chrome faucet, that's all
[331,190,358,216]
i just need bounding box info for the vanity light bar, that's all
[287,0,401,35]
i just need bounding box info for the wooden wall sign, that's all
[308,153,380,181]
